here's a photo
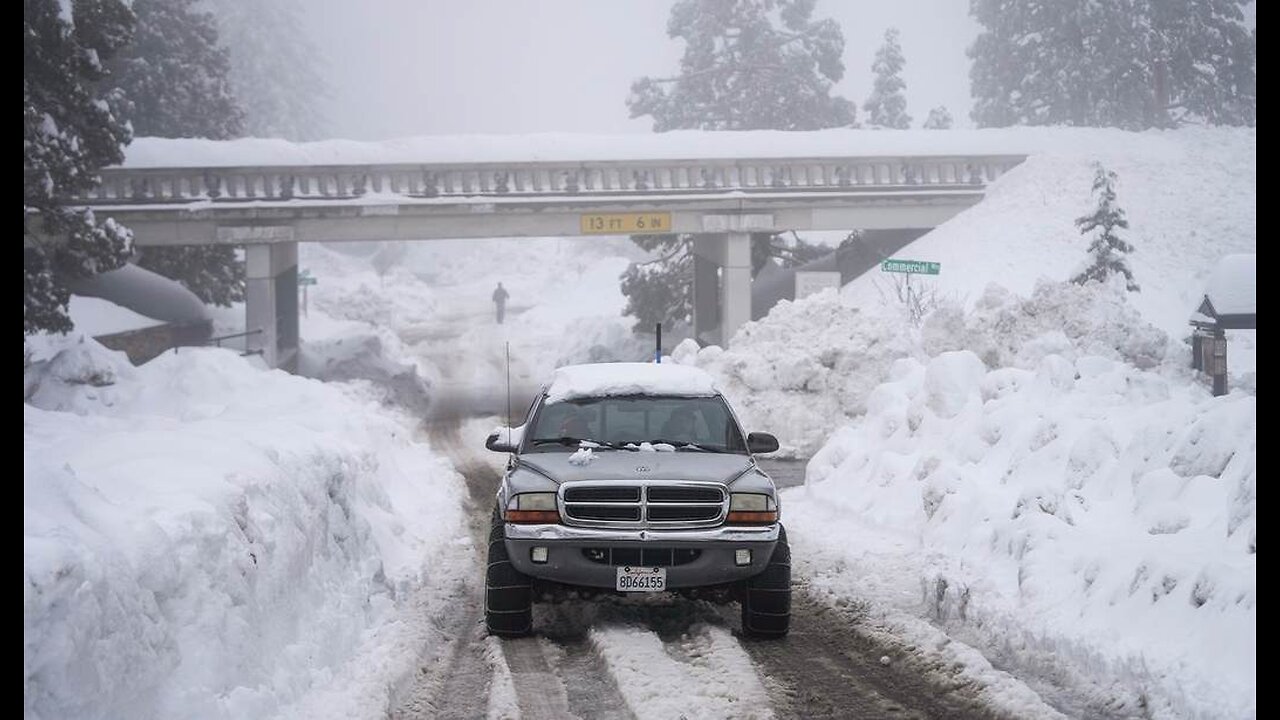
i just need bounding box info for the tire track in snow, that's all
[390,419,501,719]
[731,589,1013,720]
[590,622,774,720]
[498,637,573,719]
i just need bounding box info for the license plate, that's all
[616,565,666,592]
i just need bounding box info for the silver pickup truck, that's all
[484,362,790,638]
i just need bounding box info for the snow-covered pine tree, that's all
[1073,164,1139,292]
[113,0,247,307]
[627,0,857,131]
[25,0,136,334]
[621,0,859,332]
[923,106,953,129]
[969,0,1254,129]
[864,28,911,129]
[113,0,243,140]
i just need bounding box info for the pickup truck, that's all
[484,362,790,637]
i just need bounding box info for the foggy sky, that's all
[306,0,979,140]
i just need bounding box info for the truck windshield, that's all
[526,395,747,453]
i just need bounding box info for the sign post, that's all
[298,269,318,317]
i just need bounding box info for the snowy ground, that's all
[26,125,1255,719]
[671,126,1256,717]
[23,336,468,720]
[300,236,651,396]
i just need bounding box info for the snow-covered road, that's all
[384,402,1058,720]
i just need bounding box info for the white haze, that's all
[304,0,981,139]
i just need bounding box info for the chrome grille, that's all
[559,481,728,528]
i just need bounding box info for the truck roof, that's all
[544,362,719,403]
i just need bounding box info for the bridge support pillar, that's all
[245,242,299,371]
[691,232,752,347]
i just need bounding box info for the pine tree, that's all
[112,0,246,307]
[969,0,1255,129]
[25,0,136,335]
[1073,164,1138,292]
[864,28,911,129]
[207,0,326,140]
[620,235,694,331]
[923,106,953,130]
[623,0,857,331]
[627,0,857,131]
[113,0,243,139]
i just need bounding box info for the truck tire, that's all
[741,526,791,638]
[485,511,533,637]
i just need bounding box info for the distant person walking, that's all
[492,282,510,324]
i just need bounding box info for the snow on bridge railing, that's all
[76,155,1026,205]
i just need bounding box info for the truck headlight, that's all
[727,493,778,524]
[505,492,560,524]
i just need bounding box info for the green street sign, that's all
[881,259,941,275]
[298,269,318,286]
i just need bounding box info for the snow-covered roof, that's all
[544,362,718,403]
[1202,254,1256,317]
[69,296,165,336]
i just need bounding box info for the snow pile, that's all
[796,349,1255,718]
[670,289,919,456]
[921,281,1173,371]
[567,447,595,466]
[545,362,717,403]
[298,311,437,416]
[300,238,650,396]
[24,337,466,720]
[406,237,652,387]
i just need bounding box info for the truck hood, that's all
[518,450,753,486]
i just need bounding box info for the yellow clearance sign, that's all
[580,212,672,235]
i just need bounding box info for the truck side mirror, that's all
[747,432,780,454]
[486,431,517,453]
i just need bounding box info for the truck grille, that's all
[561,482,727,527]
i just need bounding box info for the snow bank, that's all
[670,280,1175,457]
[670,289,916,456]
[545,362,716,403]
[24,337,465,720]
[795,348,1255,717]
[298,311,437,416]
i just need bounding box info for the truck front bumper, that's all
[504,523,780,589]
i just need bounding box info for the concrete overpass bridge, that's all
[62,135,1026,368]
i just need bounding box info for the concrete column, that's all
[720,232,752,346]
[692,251,720,345]
[245,241,298,370]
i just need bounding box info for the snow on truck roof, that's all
[544,363,718,403]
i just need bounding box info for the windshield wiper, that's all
[530,437,632,450]
[647,439,732,453]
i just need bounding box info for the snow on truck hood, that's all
[544,362,718,403]
[519,450,752,486]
